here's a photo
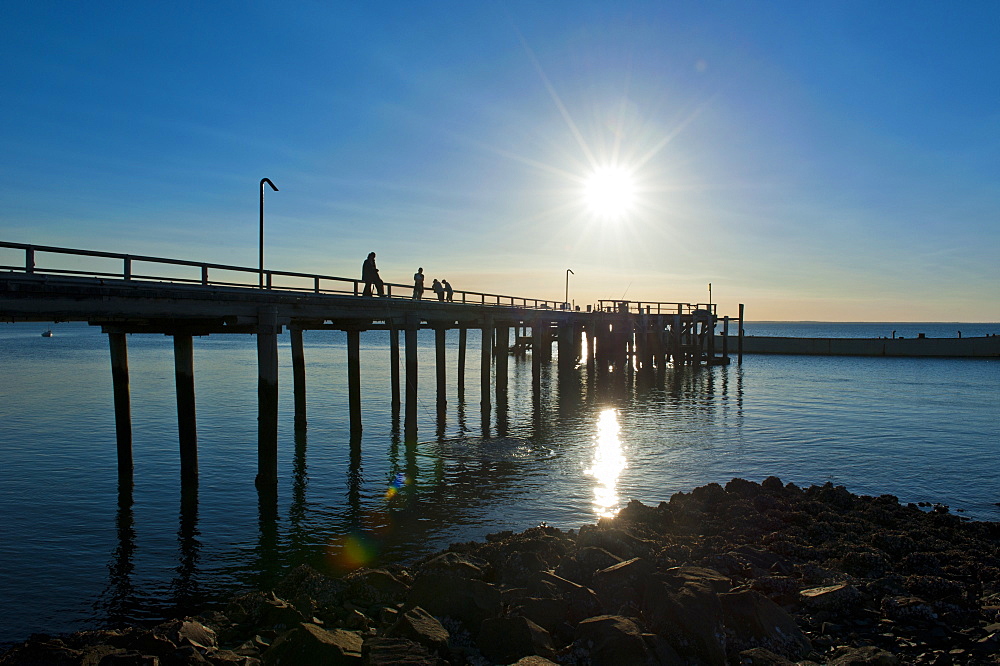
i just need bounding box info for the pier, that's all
[1,241,741,490]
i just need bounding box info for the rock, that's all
[405,572,501,634]
[420,552,487,579]
[262,623,362,665]
[156,619,218,651]
[640,575,726,664]
[828,644,899,665]
[737,646,797,664]
[478,616,555,663]
[510,657,559,666]
[385,606,449,655]
[799,583,862,613]
[590,557,657,612]
[510,596,570,633]
[98,653,160,665]
[344,569,408,608]
[719,589,812,660]
[360,637,444,665]
[659,565,733,594]
[574,615,651,666]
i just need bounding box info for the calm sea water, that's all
[1,320,998,647]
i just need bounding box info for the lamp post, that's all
[259,178,278,288]
[565,268,574,309]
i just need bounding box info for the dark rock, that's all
[344,569,408,608]
[510,596,570,633]
[573,615,651,666]
[719,589,811,660]
[640,575,726,663]
[478,616,555,663]
[420,552,487,579]
[590,556,656,612]
[262,623,361,665]
[98,653,160,666]
[405,572,500,633]
[738,646,797,665]
[828,644,899,665]
[360,637,444,665]
[385,606,449,655]
[799,583,862,614]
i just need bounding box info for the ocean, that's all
[0,320,998,647]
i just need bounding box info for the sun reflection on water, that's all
[584,408,627,518]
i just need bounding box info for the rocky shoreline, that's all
[2,477,999,665]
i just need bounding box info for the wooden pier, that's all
[0,241,742,491]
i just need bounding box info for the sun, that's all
[582,165,636,219]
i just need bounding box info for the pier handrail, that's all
[596,299,717,316]
[0,240,572,310]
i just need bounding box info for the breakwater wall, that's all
[718,334,1000,358]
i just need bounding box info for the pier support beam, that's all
[435,325,447,411]
[173,333,198,486]
[256,307,279,489]
[290,328,306,427]
[390,326,401,409]
[558,320,574,374]
[481,315,493,409]
[108,331,133,480]
[532,319,543,388]
[457,326,467,393]
[404,316,419,441]
[495,325,509,402]
[347,328,362,435]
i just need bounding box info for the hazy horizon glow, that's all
[1,2,997,321]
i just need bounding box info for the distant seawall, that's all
[716,335,1000,358]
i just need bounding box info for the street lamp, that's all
[259,178,278,288]
[565,268,574,309]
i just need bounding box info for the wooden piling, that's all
[457,326,467,392]
[558,320,574,373]
[722,316,730,359]
[532,319,543,387]
[347,328,362,435]
[495,325,509,401]
[404,317,418,439]
[481,315,493,409]
[738,303,745,365]
[290,327,306,425]
[390,326,401,408]
[435,326,447,410]
[256,306,279,489]
[173,333,198,486]
[108,331,133,480]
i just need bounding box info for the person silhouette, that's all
[412,267,425,300]
[361,252,384,297]
[442,279,454,302]
[431,279,445,301]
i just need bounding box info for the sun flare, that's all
[583,166,636,219]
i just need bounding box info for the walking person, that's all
[412,267,425,300]
[361,252,384,297]
[431,278,445,301]
[442,279,454,302]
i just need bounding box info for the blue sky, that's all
[2,1,997,321]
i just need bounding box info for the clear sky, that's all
[2,1,998,321]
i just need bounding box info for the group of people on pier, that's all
[361,252,453,302]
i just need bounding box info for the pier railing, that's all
[0,241,568,310]
[596,299,717,316]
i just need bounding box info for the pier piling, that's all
[108,331,133,480]
[256,307,279,489]
[347,328,362,435]
[172,333,198,486]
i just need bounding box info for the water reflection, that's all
[584,408,627,518]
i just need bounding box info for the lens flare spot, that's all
[326,532,378,573]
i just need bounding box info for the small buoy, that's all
[41,330,53,337]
